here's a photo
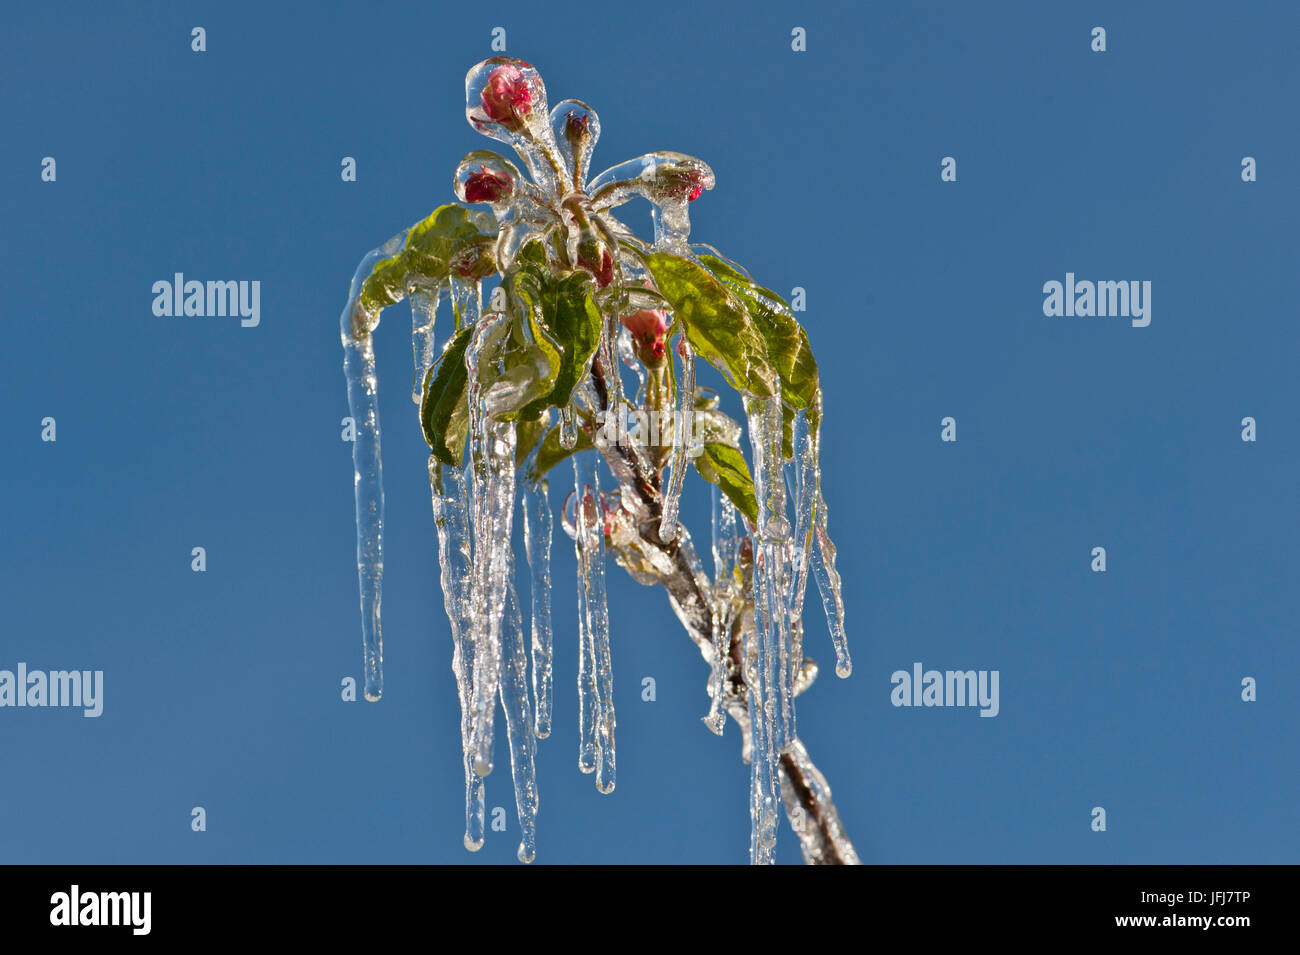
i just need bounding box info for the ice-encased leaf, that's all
[420,325,474,467]
[358,205,496,316]
[693,442,759,525]
[511,265,603,420]
[643,252,777,398]
[698,251,820,449]
[529,422,593,482]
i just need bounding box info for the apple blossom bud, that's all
[576,236,614,288]
[480,64,532,131]
[621,303,669,367]
[449,238,498,281]
[462,165,514,204]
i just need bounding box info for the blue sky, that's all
[1,0,1296,864]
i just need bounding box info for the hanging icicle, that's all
[572,453,617,793]
[658,336,695,542]
[428,459,484,850]
[499,572,540,863]
[464,311,519,777]
[522,482,555,739]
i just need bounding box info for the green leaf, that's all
[357,253,409,316]
[692,408,743,448]
[478,310,559,422]
[515,413,549,470]
[515,265,603,419]
[420,325,474,467]
[699,252,821,451]
[405,205,493,281]
[692,442,759,525]
[644,252,777,399]
[358,204,494,318]
[530,425,593,482]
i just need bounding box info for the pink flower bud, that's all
[450,239,497,281]
[462,165,514,203]
[621,303,670,367]
[577,240,615,288]
[564,109,591,143]
[654,164,710,203]
[480,64,532,130]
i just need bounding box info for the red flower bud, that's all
[565,110,590,142]
[621,303,670,367]
[655,164,710,203]
[480,64,532,130]
[577,240,615,288]
[463,165,514,203]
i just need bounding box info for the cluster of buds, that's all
[459,57,719,363]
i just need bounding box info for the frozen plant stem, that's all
[340,54,859,864]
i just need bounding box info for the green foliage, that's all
[692,442,759,524]
[644,253,777,399]
[359,205,494,317]
[699,252,821,455]
[421,325,474,467]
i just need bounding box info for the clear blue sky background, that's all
[2,1,1297,864]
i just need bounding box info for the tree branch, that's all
[578,382,859,865]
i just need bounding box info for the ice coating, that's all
[570,454,617,792]
[340,54,858,864]
[704,485,739,735]
[464,312,518,776]
[549,99,600,191]
[658,337,695,542]
[464,57,569,197]
[522,483,555,739]
[500,572,539,863]
[409,284,442,404]
[588,151,714,254]
[428,459,485,849]
[779,739,860,865]
[811,488,851,678]
[341,239,407,703]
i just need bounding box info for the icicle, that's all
[746,395,796,757]
[409,283,442,403]
[340,247,396,703]
[559,404,578,449]
[429,459,484,850]
[711,484,740,581]
[703,486,738,735]
[810,488,851,678]
[743,620,779,864]
[617,324,647,405]
[499,571,539,863]
[779,738,860,865]
[658,337,695,542]
[598,264,626,436]
[464,311,518,776]
[522,482,555,739]
[573,453,617,793]
[785,410,816,615]
[451,274,481,329]
[571,479,598,775]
